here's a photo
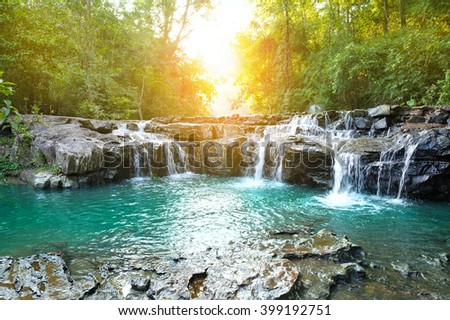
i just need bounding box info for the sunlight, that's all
[182,0,254,115]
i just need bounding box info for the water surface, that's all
[1,174,449,298]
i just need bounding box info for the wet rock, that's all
[32,172,53,189]
[131,278,150,292]
[0,254,100,300]
[290,259,364,299]
[373,117,388,130]
[354,117,372,130]
[1,230,368,300]
[282,140,332,188]
[279,229,365,263]
[408,115,426,123]
[391,262,423,279]
[368,105,391,117]
[428,110,449,124]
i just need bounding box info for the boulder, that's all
[354,117,372,130]
[391,105,411,116]
[32,172,53,189]
[368,105,391,117]
[373,117,388,130]
[282,139,332,188]
[55,138,104,175]
[352,109,368,118]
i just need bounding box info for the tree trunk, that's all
[282,0,291,92]
[399,0,406,28]
[383,0,389,34]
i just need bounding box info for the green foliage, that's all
[35,164,60,175]
[0,71,15,126]
[0,136,12,146]
[0,156,20,175]
[0,0,214,119]
[236,0,450,112]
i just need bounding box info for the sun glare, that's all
[182,0,254,115]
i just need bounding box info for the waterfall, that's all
[331,149,363,195]
[253,134,267,180]
[251,115,321,180]
[372,134,421,198]
[396,143,419,199]
[113,122,188,177]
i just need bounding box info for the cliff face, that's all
[4,105,450,200]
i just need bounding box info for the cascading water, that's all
[396,142,419,199]
[250,114,322,181]
[372,134,422,198]
[113,122,188,177]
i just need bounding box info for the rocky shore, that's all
[0,229,366,300]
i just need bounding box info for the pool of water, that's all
[1,174,449,298]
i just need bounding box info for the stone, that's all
[131,278,150,292]
[55,138,104,175]
[368,105,391,117]
[49,175,62,188]
[428,110,449,124]
[391,262,423,279]
[352,109,368,118]
[354,117,372,130]
[439,105,450,113]
[0,254,100,300]
[60,175,79,188]
[391,105,411,116]
[373,117,388,130]
[32,172,53,189]
[408,115,426,123]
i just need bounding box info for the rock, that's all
[391,105,411,116]
[373,117,388,130]
[290,259,364,299]
[391,262,423,279]
[0,229,369,300]
[355,117,372,130]
[131,278,150,292]
[282,139,332,188]
[408,115,426,123]
[280,229,366,263]
[439,105,450,113]
[0,254,100,300]
[32,172,53,189]
[89,120,115,134]
[352,109,368,118]
[60,175,79,188]
[428,110,449,124]
[368,105,391,117]
[55,138,104,175]
[402,123,446,131]
[49,175,62,188]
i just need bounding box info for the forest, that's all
[1,0,449,118]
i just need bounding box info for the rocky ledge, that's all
[1,104,449,200]
[0,229,366,300]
